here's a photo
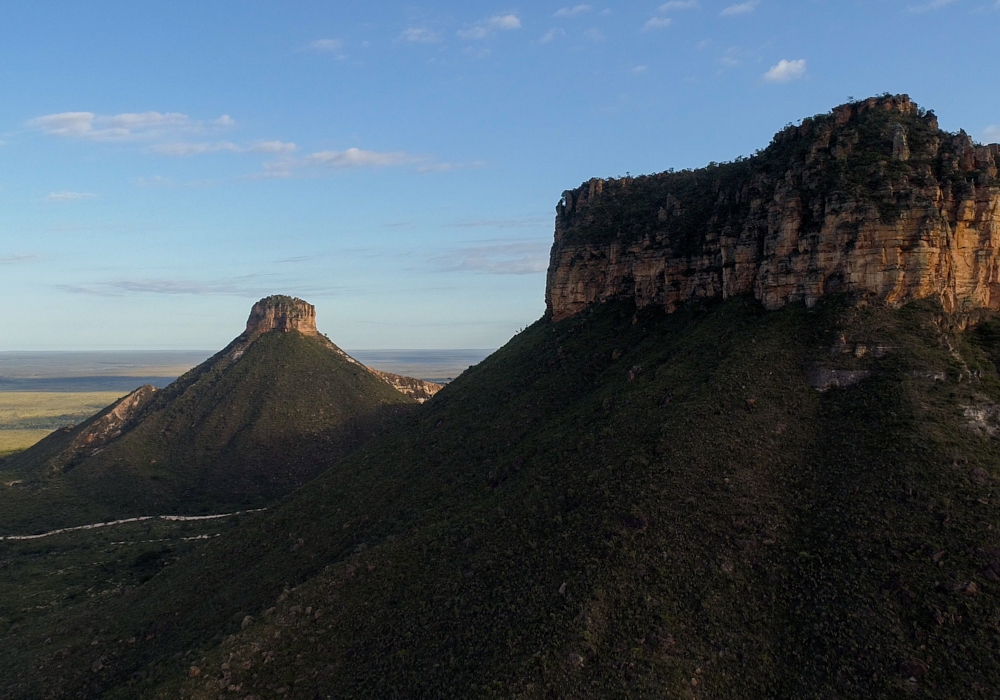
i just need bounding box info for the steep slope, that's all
[6,296,1000,699]
[0,296,424,532]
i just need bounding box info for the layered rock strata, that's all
[546,95,1000,321]
[246,295,319,336]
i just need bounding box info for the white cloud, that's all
[630,65,649,74]
[250,140,297,153]
[260,147,421,177]
[152,140,296,156]
[45,191,96,201]
[721,1,759,16]
[27,110,237,143]
[763,58,807,82]
[28,111,194,141]
[305,149,413,167]
[153,141,240,156]
[660,1,699,9]
[583,28,605,41]
[643,16,674,30]
[416,160,487,173]
[457,14,521,40]
[539,27,566,43]
[985,125,1000,142]
[398,27,441,43]
[554,4,590,17]
[908,0,958,11]
[307,39,343,53]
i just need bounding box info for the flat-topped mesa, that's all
[546,94,1000,321]
[242,295,443,402]
[246,295,318,336]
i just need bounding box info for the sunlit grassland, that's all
[0,391,123,455]
[0,430,55,457]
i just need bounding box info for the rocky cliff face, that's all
[245,296,319,336]
[546,95,1000,320]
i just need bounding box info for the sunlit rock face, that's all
[245,295,319,336]
[546,95,1000,321]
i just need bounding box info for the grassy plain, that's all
[0,430,56,457]
[0,391,123,456]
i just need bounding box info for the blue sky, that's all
[1,0,999,350]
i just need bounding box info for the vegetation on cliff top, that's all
[558,94,999,250]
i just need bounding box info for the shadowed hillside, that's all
[0,297,423,533]
[3,296,999,699]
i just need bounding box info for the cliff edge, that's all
[546,95,1000,320]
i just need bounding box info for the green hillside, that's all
[5,295,999,698]
[0,329,415,534]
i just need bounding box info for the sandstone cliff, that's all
[546,95,1000,320]
[245,295,319,336]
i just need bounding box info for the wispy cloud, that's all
[0,254,42,265]
[721,1,759,16]
[660,0,699,9]
[431,240,550,275]
[539,27,566,43]
[583,28,605,41]
[457,13,521,40]
[56,274,324,298]
[152,140,296,156]
[259,147,422,178]
[306,39,344,56]
[630,65,649,74]
[908,0,958,11]
[28,111,232,142]
[134,175,219,189]
[416,160,487,174]
[398,27,442,43]
[763,58,806,82]
[643,16,674,30]
[45,191,96,201]
[985,125,1000,142]
[554,4,591,17]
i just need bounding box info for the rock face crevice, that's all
[546,95,1000,321]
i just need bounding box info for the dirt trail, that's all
[0,509,265,541]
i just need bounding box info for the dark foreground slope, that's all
[6,296,1000,699]
[0,320,415,533]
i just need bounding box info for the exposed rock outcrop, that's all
[245,296,319,336]
[70,384,157,451]
[546,95,1000,321]
[365,368,442,403]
